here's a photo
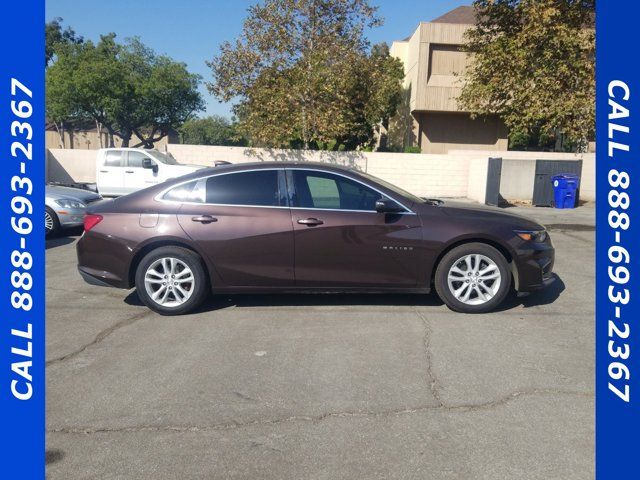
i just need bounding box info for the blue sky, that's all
[47,0,469,118]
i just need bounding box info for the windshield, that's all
[147,150,178,165]
[359,171,424,205]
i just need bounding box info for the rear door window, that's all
[104,150,124,167]
[205,170,283,207]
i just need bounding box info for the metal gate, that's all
[532,160,583,206]
[485,157,502,206]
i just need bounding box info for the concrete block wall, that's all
[363,152,469,198]
[165,145,472,198]
[47,149,97,184]
[451,150,595,202]
[466,157,490,203]
[46,145,595,202]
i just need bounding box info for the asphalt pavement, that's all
[46,204,595,479]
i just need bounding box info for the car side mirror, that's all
[142,158,158,173]
[375,198,404,213]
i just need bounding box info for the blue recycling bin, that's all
[552,173,580,209]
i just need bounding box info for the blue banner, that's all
[596,1,640,477]
[0,0,45,477]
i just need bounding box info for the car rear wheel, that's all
[434,243,511,313]
[135,246,208,315]
[45,207,60,238]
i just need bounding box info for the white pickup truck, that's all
[96,148,205,196]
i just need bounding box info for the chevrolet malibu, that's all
[76,162,555,315]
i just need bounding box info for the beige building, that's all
[389,6,508,154]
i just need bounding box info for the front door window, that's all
[291,170,398,211]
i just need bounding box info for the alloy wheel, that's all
[447,254,501,306]
[45,210,54,233]
[144,257,195,308]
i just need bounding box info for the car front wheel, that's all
[434,243,511,313]
[135,246,208,315]
[45,207,60,238]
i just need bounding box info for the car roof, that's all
[99,147,159,152]
[202,161,358,174]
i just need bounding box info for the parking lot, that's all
[46,205,595,479]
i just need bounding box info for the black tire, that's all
[45,206,60,238]
[434,242,511,313]
[135,246,209,315]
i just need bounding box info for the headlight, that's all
[515,230,547,242]
[55,199,86,209]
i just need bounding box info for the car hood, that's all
[417,199,545,230]
[46,185,102,203]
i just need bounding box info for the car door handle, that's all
[125,170,134,173]
[297,218,324,226]
[99,170,108,173]
[191,215,217,224]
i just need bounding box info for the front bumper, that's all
[55,207,86,227]
[513,242,556,292]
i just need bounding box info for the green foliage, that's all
[47,34,204,147]
[459,0,595,151]
[45,18,83,66]
[179,116,246,146]
[207,0,403,150]
[508,129,556,151]
[403,146,421,154]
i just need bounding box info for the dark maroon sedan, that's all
[76,162,555,315]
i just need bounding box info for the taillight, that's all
[84,214,103,232]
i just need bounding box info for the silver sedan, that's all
[45,185,102,237]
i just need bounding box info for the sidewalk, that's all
[501,203,595,229]
[456,198,595,230]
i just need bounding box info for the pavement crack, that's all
[46,310,153,367]
[414,308,444,407]
[444,388,593,411]
[48,388,593,435]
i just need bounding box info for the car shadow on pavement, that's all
[45,236,77,250]
[124,274,565,313]
[124,291,446,311]
[45,227,83,250]
[497,274,566,311]
[45,449,65,466]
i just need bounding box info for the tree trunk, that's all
[54,122,65,148]
[377,118,389,151]
[132,127,165,149]
[95,120,103,148]
[301,102,310,150]
[121,131,131,147]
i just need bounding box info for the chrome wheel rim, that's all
[447,254,501,306]
[45,211,53,233]
[144,257,195,308]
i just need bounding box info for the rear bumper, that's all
[78,267,118,288]
[76,232,133,289]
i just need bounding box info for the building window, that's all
[428,44,466,79]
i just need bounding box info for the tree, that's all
[365,43,405,150]
[45,18,83,66]
[458,0,595,151]
[179,116,246,146]
[47,35,204,147]
[208,0,402,150]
